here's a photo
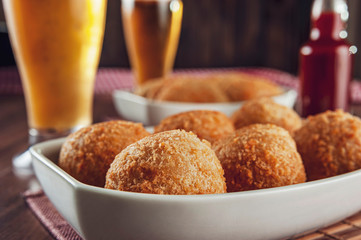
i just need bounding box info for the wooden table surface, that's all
[2,93,361,240]
[0,94,118,240]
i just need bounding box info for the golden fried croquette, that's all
[133,78,164,99]
[294,110,361,181]
[135,74,229,103]
[213,124,306,192]
[231,98,302,134]
[134,75,186,99]
[105,130,227,194]
[154,110,235,144]
[155,78,229,103]
[134,72,283,103]
[212,72,283,101]
[59,121,150,187]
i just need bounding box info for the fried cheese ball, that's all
[133,78,164,99]
[294,110,361,181]
[134,72,283,103]
[213,72,283,101]
[59,121,150,187]
[105,130,227,194]
[154,110,235,144]
[231,98,302,134]
[213,124,306,192]
[155,77,229,103]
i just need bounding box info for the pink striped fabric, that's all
[1,66,361,103]
[23,190,83,240]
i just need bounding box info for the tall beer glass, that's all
[3,0,107,170]
[121,0,183,86]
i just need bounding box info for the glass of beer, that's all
[3,0,107,171]
[121,0,183,86]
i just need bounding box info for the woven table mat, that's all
[23,190,361,240]
[24,190,83,240]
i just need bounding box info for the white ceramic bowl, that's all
[30,138,361,240]
[112,88,297,126]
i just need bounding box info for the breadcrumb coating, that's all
[105,130,227,195]
[212,72,283,101]
[154,110,235,144]
[59,121,150,187]
[294,110,361,181]
[231,98,302,134]
[134,72,283,103]
[133,78,164,99]
[156,78,229,103]
[213,124,306,192]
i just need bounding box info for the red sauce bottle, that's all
[298,0,355,117]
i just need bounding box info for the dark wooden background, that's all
[1,0,361,78]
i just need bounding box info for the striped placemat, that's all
[23,190,361,240]
[0,66,298,94]
[0,66,360,103]
[2,66,361,104]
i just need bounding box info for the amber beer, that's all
[122,0,183,85]
[3,0,106,135]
